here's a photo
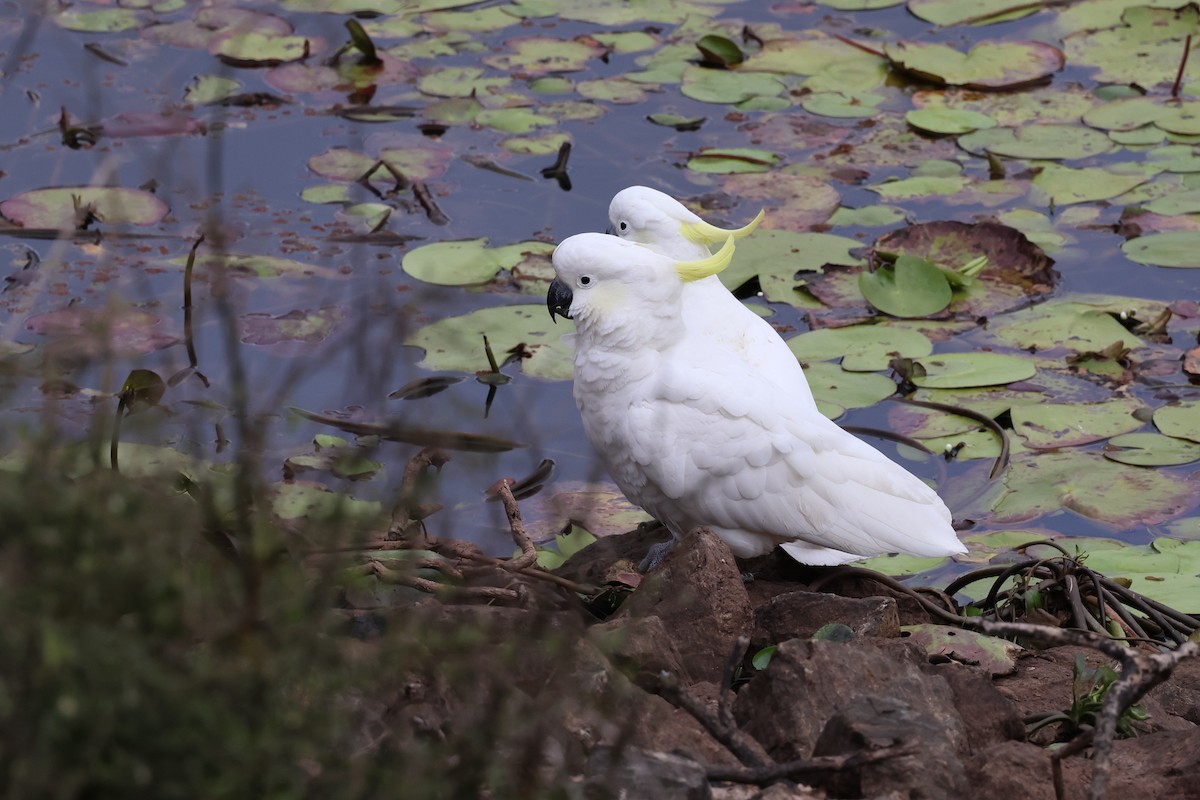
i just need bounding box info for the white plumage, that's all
[608,186,816,410]
[547,229,966,566]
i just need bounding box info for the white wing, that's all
[623,343,964,561]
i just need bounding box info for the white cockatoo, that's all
[608,185,816,410]
[547,233,967,566]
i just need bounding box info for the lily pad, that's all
[483,36,602,74]
[859,256,953,318]
[1155,402,1200,443]
[901,624,1021,676]
[405,304,575,380]
[883,40,1064,90]
[787,324,933,371]
[957,124,1115,160]
[687,148,781,174]
[911,353,1036,389]
[239,307,345,346]
[906,108,997,135]
[1012,399,1144,449]
[1122,232,1200,268]
[402,239,554,286]
[804,362,897,413]
[1064,5,1200,89]
[1080,538,1200,612]
[984,452,1200,528]
[987,295,1155,352]
[723,230,863,300]
[1104,433,1200,466]
[1,187,168,229]
[1032,165,1151,205]
[681,66,787,105]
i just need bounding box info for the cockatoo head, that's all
[547,233,735,337]
[607,185,765,257]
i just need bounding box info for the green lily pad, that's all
[1104,433,1200,466]
[271,482,384,528]
[0,187,168,229]
[1032,165,1151,205]
[483,35,602,74]
[721,230,863,299]
[402,239,554,286]
[984,452,1200,528]
[418,66,510,98]
[211,32,316,66]
[804,362,897,412]
[987,296,1155,352]
[405,304,574,380]
[868,176,971,202]
[1080,538,1200,612]
[906,107,997,135]
[859,256,953,318]
[680,66,787,105]
[687,148,781,174]
[801,91,884,119]
[475,108,556,133]
[1122,232,1200,268]
[911,352,1036,389]
[184,75,242,105]
[884,40,1064,90]
[902,624,1021,676]
[787,324,933,371]
[1155,402,1200,443]
[1012,398,1143,449]
[169,253,331,279]
[1064,5,1200,89]
[908,0,1041,26]
[958,123,1115,160]
[56,6,143,32]
[827,205,908,227]
[856,551,954,577]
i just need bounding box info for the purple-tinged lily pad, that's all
[884,40,1064,90]
[240,307,346,346]
[26,307,176,357]
[1,187,168,230]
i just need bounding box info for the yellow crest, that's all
[674,236,735,282]
[679,208,765,245]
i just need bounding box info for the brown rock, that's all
[733,638,965,762]
[582,746,710,800]
[923,662,1025,755]
[589,614,686,692]
[963,740,1077,800]
[605,528,753,686]
[753,590,900,647]
[555,523,671,587]
[813,694,968,798]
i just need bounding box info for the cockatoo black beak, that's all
[547,278,573,322]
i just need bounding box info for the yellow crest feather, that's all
[674,235,735,282]
[679,208,766,245]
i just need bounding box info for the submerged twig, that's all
[890,396,1010,479]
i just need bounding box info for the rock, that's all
[753,590,900,647]
[963,740,1076,800]
[555,523,672,587]
[1148,651,1200,726]
[582,746,710,800]
[1108,727,1200,798]
[589,614,687,692]
[734,638,965,761]
[923,662,1025,754]
[600,528,753,686]
[813,694,968,799]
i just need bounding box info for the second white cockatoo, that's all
[546,232,967,566]
[608,185,816,410]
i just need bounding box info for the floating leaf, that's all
[1104,433,1200,466]
[908,0,1040,26]
[646,113,706,130]
[211,32,317,66]
[687,147,780,174]
[983,452,1200,528]
[1032,165,1150,205]
[1155,402,1200,444]
[402,239,553,286]
[987,295,1154,352]
[680,66,787,104]
[1,187,168,229]
[1122,232,1200,268]
[802,92,883,119]
[858,256,953,318]
[483,35,602,74]
[1080,538,1200,611]
[1012,399,1143,449]
[804,362,897,414]
[788,324,933,371]
[696,34,743,67]
[906,108,997,135]
[958,124,1114,160]
[239,307,345,346]
[405,305,574,380]
[1064,5,1200,88]
[884,40,1064,90]
[911,353,1036,389]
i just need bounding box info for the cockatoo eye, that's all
[577,275,593,288]
[618,221,628,232]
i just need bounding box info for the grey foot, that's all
[638,539,677,573]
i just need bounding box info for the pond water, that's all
[2,0,1200,597]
